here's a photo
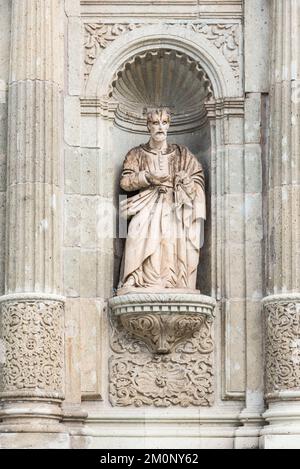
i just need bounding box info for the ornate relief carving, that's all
[264,300,300,397]
[109,312,214,407]
[189,23,240,78]
[120,314,208,354]
[0,300,64,398]
[84,22,241,81]
[84,23,143,78]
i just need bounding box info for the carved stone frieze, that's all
[264,299,300,398]
[0,299,65,399]
[109,293,215,407]
[84,21,241,81]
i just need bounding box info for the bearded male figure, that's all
[118,109,206,293]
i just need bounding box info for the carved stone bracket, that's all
[263,294,300,400]
[109,293,216,407]
[110,293,215,354]
[120,313,207,354]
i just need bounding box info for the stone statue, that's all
[118,108,206,293]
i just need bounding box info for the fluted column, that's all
[261,0,300,449]
[0,0,65,433]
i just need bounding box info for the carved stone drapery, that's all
[109,293,215,407]
[0,299,64,399]
[264,299,300,398]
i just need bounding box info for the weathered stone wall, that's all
[0,0,299,450]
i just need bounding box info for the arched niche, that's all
[82,24,244,303]
[110,48,213,293]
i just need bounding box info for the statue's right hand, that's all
[146,171,170,186]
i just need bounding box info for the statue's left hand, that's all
[175,171,195,198]
[175,171,192,187]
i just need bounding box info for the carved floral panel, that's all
[0,300,64,397]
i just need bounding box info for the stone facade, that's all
[0,0,299,449]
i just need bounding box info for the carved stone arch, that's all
[85,24,241,100]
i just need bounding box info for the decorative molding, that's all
[109,293,215,407]
[80,1,243,20]
[110,292,216,313]
[84,21,241,82]
[264,299,300,399]
[0,299,65,399]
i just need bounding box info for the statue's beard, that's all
[153,132,166,141]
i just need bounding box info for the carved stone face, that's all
[147,109,170,143]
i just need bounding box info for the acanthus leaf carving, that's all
[190,23,240,79]
[84,23,143,79]
[84,21,241,82]
[120,313,207,354]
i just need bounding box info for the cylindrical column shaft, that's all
[261,0,300,449]
[266,0,300,295]
[0,0,65,432]
[6,0,64,294]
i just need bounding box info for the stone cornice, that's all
[81,1,243,19]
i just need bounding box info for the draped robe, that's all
[119,142,206,291]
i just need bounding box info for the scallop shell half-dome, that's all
[109,49,213,133]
